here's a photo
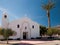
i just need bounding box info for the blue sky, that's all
[0,0,60,27]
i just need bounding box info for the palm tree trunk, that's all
[47,10,50,28]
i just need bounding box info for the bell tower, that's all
[2,11,9,29]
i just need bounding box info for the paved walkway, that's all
[0,40,60,45]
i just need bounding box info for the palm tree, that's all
[42,0,55,28]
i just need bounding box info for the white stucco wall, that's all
[2,13,9,29]
[2,17,40,39]
[30,21,40,38]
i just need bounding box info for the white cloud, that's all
[0,7,19,19]
[0,7,20,24]
[0,7,7,12]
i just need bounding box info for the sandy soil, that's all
[0,40,60,45]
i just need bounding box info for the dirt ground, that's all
[0,39,60,45]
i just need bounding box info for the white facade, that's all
[2,13,40,39]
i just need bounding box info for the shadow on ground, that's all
[12,43,33,45]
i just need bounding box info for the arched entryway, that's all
[20,21,31,39]
[23,32,28,39]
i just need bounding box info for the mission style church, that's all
[1,12,40,39]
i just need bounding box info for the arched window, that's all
[25,27,27,29]
[17,24,20,28]
[32,25,34,29]
[4,15,7,18]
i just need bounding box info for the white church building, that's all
[1,12,40,39]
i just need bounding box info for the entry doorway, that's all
[23,32,28,39]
